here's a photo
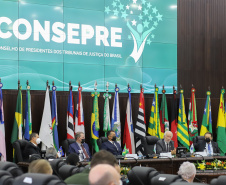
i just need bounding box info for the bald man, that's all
[89,164,121,185]
[156,131,176,155]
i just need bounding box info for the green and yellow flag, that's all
[200,91,212,136]
[177,89,190,150]
[148,87,162,139]
[91,91,100,152]
[122,144,129,156]
[216,89,226,155]
[11,86,23,144]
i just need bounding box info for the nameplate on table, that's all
[159,152,173,158]
[125,154,138,159]
[194,152,207,157]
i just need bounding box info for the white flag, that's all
[0,83,6,161]
[111,87,121,145]
[39,87,53,150]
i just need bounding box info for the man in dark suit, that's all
[194,132,220,155]
[23,133,41,161]
[101,130,122,156]
[68,132,91,161]
[156,131,176,154]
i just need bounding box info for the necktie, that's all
[166,143,169,152]
[113,142,118,151]
[81,144,89,159]
[208,143,211,155]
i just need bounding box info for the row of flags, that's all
[2,82,226,161]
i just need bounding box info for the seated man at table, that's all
[68,132,91,161]
[156,131,176,155]
[101,130,122,156]
[194,132,220,155]
[178,161,196,183]
[22,132,41,161]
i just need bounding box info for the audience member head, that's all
[30,133,41,146]
[164,131,173,144]
[204,132,213,143]
[75,132,85,144]
[28,159,53,175]
[107,130,116,142]
[89,164,121,185]
[91,150,120,173]
[178,161,196,183]
[66,153,80,166]
[46,147,58,159]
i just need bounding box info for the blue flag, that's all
[52,86,59,151]
[57,146,64,157]
[24,85,32,140]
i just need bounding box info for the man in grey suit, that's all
[156,131,176,154]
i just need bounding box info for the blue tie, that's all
[208,143,211,155]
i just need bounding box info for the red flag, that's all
[171,88,178,148]
[123,87,135,154]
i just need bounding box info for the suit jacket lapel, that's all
[161,139,166,151]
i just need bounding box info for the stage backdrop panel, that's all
[0,0,177,93]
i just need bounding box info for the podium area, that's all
[17,156,226,184]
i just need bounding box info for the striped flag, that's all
[0,82,6,161]
[75,86,85,135]
[24,85,32,141]
[67,88,75,139]
[51,85,59,151]
[188,88,198,145]
[103,92,111,137]
[200,91,212,136]
[111,87,121,145]
[177,89,190,150]
[148,87,162,139]
[216,89,226,155]
[160,88,169,133]
[11,86,23,143]
[39,86,53,150]
[91,91,100,152]
[123,86,135,154]
[171,88,178,148]
[134,87,146,155]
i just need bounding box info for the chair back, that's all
[58,165,80,180]
[13,173,66,185]
[127,166,158,185]
[193,136,205,144]
[142,136,159,156]
[49,159,66,177]
[62,139,76,156]
[151,174,182,185]
[0,161,23,177]
[0,170,14,185]
[12,140,30,163]
[97,137,108,149]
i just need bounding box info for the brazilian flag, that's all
[11,86,23,144]
[91,91,100,152]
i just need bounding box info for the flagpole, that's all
[18,80,20,90]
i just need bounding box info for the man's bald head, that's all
[89,164,120,185]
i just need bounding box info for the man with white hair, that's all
[156,131,176,154]
[178,161,196,182]
[89,164,121,185]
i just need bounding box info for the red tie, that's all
[81,144,89,159]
